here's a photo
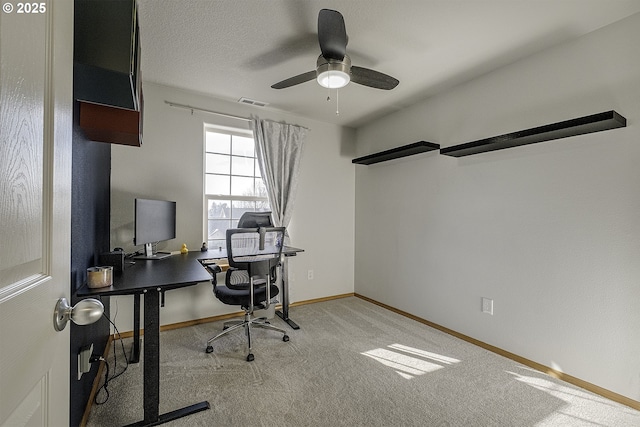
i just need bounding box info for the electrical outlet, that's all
[78,343,93,380]
[307,269,314,280]
[482,297,494,315]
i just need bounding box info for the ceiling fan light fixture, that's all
[316,56,351,89]
[317,69,350,89]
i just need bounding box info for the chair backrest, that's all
[226,227,285,277]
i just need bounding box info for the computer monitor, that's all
[133,198,176,260]
[237,211,273,228]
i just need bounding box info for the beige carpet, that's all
[86,296,639,426]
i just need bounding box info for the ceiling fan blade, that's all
[271,70,317,89]
[318,9,347,60]
[350,66,399,90]
[242,33,318,71]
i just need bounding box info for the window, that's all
[204,127,269,249]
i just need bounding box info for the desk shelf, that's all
[352,141,440,165]
[440,110,626,157]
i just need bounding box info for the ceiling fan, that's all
[271,9,399,91]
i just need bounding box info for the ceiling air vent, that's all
[238,97,269,107]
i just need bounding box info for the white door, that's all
[0,1,73,425]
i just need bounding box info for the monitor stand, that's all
[134,243,171,260]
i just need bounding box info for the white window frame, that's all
[203,125,269,250]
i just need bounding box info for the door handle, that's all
[53,297,104,332]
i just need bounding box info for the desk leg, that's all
[130,293,141,363]
[276,257,300,330]
[125,289,210,427]
[143,290,160,424]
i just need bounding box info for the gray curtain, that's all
[251,117,308,243]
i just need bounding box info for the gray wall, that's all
[354,13,640,402]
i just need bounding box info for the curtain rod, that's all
[164,101,251,122]
[165,100,310,131]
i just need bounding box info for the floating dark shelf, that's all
[352,141,440,165]
[440,110,626,157]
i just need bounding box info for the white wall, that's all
[354,13,640,402]
[110,82,355,331]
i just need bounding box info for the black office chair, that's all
[223,211,275,286]
[205,226,289,361]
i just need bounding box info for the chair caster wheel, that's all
[205,346,213,353]
[246,353,255,362]
[283,335,290,342]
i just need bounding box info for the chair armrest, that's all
[203,262,222,285]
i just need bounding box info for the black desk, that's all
[76,247,302,426]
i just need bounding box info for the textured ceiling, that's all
[137,0,640,128]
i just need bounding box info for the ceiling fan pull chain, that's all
[336,88,340,116]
